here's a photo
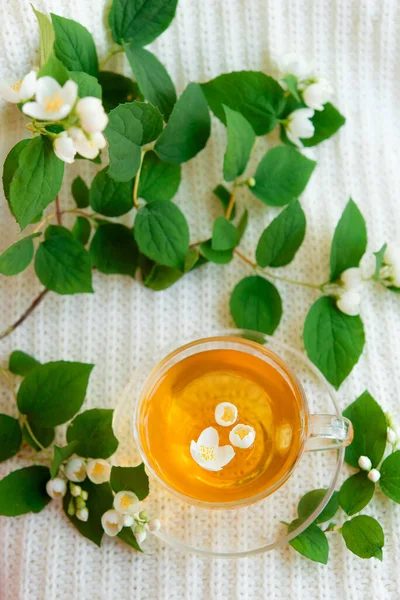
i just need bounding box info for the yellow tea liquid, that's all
[138,344,305,504]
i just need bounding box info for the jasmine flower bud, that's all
[67,497,75,516]
[70,483,82,497]
[75,497,86,510]
[387,428,397,445]
[247,177,256,187]
[134,525,147,545]
[123,515,134,527]
[139,511,149,522]
[65,457,86,482]
[336,290,361,316]
[367,469,381,483]
[302,77,333,111]
[81,490,88,501]
[148,518,161,532]
[76,508,89,522]
[46,477,67,499]
[358,455,372,471]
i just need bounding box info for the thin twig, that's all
[133,150,146,209]
[0,289,49,341]
[225,187,236,220]
[55,195,62,225]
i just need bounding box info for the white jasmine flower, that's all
[86,459,111,484]
[113,490,140,516]
[46,477,67,499]
[148,518,161,532]
[340,267,363,292]
[122,515,134,527]
[65,457,87,482]
[387,428,397,445]
[53,132,76,164]
[229,424,256,449]
[368,468,381,483]
[134,525,147,545]
[101,509,124,536]
[285,108,315,148]
[277,52,312,85]
[70,483,82,497]
[302,77,333,111]
[190,426,235,472]
[76,97,108,133]
[68,127,106,160]
[358,455,372,471]
[22,76,77,120]
[0,70,37,103]
[336,290,361,316]
[383,244,400,287]
[215,402,238,427]
[76,508,89,522]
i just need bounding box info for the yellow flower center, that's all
[235,427,250,440]
[53,490,62,497]
[92,463,105,476]
[74,465,86,479]
[106,521,119,532]
[44,93,64,112]
[199,445,216,461]
[11,79,22,92]
[120,494,134,510]
[221,407,235,422]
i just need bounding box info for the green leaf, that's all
[144,248,199,291]
[17,361,94,428]
[230,276,282,334]
[3,140,30,208]
[132,102,163,144]
[0,466,50,516]
[202,71,285,135]
[256,200,306,267]
[339,472,375,516]
[0,415,22,462]
[110,464,149,500]
[72,217,91,245]
[380,451,400,503]
[138,151,181,202]
[282,74,301,102]
[302,103,346,147]
[342,390,387,468]
[298,489,340,524]
[303,296,365,389]
[222,105,255,182]
[90,223,138,277]
[0,234,39,276]
[288,519,329,564]
[98,71,140,113]
[72,176,89,208]
[212,217,239,251]
[38,52,69,84]
[109,0,178,46]
[31,5,55,67]
[155,83,210,164]
[35,235,93,294]
[68,71,102,98]
[373,243,387,282]
[44,225,72,240]
[105,103,143,182]
[200,240,233,264]
[67,409,118,459]
[89,167,133,216]
[251,146,316,206]
[9,350,40,376]
[50,442,78,479]
[125,46,176,120]
[51,13,98,76]
[8,136,64,230]
[134,200,189,269]
[63,480,113,547]
[22,421,55,451]
[330,198,367,281]
[237,209,249,242]
[342,515,384,560]
[213,184,236,220]
[117,527,142,552]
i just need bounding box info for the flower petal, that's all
[197,426,219,447]
[20,71,37,100]
[35,76,61,102]
[0,80,20,103]
[215,445,235,468]
[61,80,78,107]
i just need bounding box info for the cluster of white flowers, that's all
[380,244,400,288]
[0,71,108,163]
[277,53,333,147]
[336,267,364,316]
[101,491,161,545]
[191,402,256,471]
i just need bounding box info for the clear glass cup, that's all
[113,330,353,557]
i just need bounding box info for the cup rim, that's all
[134,332,332,509]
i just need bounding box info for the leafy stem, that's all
[0,289,49,341]
[99,46,124,70]
[225,185,236,220]
[20,415,52,460]
[133,149,146,210]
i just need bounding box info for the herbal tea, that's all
[138,345,305,504]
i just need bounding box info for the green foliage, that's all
[38,52,69,84]
[230,276,282,334]
[89,168,134,216]
[89,223,139,277]
[31,6,55,67]
[9,350,40,376]
[342,515,384,560]
[297,489,339,524]
[222,105,255,181]
[133,102,164,144]
[211,217,239,251]
[106,103,143,182]
[17,361,94,428]
[72,217,91,245]
[144,248,199,290]
[200,240,233,264]
[0,466,50,516]
[0,415,22,462]
[68,71,102,98]
[380,451,400,503]
[303,296,365,389]
[339,472,375,516]
[67,409,118,459]
[302,103,346,147]
[22,421,55,451]
[51,13,98,76]
[98,71,140,113]
[373,243,387,281]
[110,464,149,500]
[0,234,40,276]
[109,0,178,46]
[138,151,181,202]
[330,198,367,281]
[288,518,329,564]
[213,184,236,220]
[72,176,89,208]
[50,442,78,478]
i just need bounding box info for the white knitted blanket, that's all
[1,0,400,598]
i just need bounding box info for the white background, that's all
[0,0,400,598]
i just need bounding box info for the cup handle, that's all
[304,414,353,451]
